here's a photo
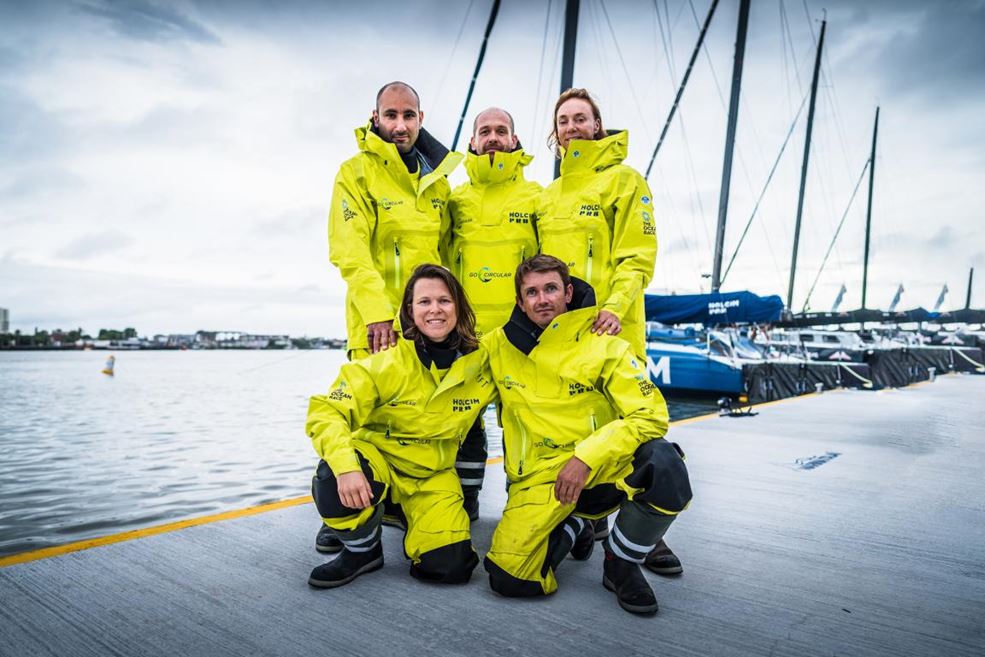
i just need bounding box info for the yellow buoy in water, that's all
[101,354,116,376]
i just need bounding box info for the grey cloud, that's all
[56,229,135,259]
[928,226,956,250]
[77,0,221,45]
[830,0,985,102]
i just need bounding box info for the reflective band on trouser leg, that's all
[455,460,486,488]
[605,500,674,564]
[456,417,487,491]
[544,516,585,573]
[335,505,384,552]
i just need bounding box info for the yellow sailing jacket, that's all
[445,150,541,338]
[538,131,657,357]
[306,338,497,479]
[328,122,463,352]
[483,305,669,485]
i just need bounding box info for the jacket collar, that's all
[502,277,597,355]
[558,130,628,176]
[355,121,463,194]
[463,148,533,185]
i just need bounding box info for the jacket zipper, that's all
[590,412,597,433]
[455,248,463,282]
[393,239,401,289]
[513,409,528,477]
[586,236,594,283]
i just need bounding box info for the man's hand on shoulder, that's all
[367,321,398,353]
[554,456,591,505]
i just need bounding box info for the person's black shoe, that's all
[592,517,610,541]
[316,524,343,554]
[643,538,683,576]
[308,544,384,588]
[570,520,595,561]
[463,490,480,522]
[602,552,659,615]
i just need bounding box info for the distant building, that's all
[0,307,8,333]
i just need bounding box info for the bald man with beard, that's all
[442,108,541,519]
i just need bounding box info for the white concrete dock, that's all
[2,374,984,657]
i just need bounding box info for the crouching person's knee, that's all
[627,440,693,514]
[311,458,384,519]
[483,556,547,598]
[409,540,479,584]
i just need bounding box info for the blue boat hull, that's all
[646,345,745,394]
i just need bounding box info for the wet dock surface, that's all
[2,374,983,657]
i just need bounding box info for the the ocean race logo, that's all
[341,199,357,222]
[642,210,655,236]
[328,380,353,401]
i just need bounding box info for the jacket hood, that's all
[503,276,597,355]
[463,147,533,185]
[558,129,627,176]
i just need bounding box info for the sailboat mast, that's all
[861,106,880,310]
[554,0,581,180]
[450,0,502,151]
[967,267,975,310]
[710,0,751,293]
[786,18,827,309]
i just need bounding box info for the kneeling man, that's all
[482,255,692,614]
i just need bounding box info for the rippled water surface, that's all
[0,350,713,558]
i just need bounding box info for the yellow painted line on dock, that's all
[0,494,314,569]
[0,391,841,569]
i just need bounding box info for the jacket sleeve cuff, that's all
[354,297,396,326]
[325,449,362,476]
[601,293,630,318]
[574,439,606,472]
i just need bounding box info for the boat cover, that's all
[644,291,783,326]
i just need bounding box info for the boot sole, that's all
[602,575,659,615]
[315,542,343,554]
[308,555,384,589]
[643,562,683,576]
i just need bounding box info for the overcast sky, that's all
[2,0,983,337]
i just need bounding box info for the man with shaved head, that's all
[442,107,542,519]
[317,81,462,553]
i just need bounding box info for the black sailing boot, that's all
[570,518,595,561]
[643,538,683,575]
[462,488,480,522]
[602,548,658,615]
[308,543,384,588]
[592,516,610,540]
[315,525,342,554]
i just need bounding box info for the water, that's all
[0,350,714,558]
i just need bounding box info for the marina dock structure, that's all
[2,375,983,657]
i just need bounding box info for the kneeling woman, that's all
[306,264,496,588]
